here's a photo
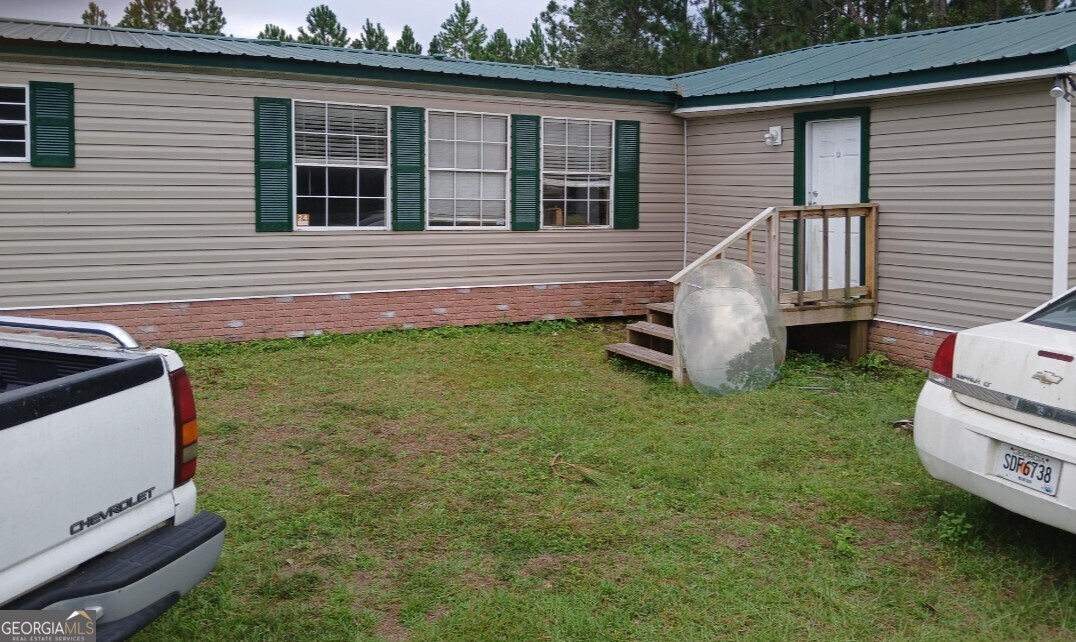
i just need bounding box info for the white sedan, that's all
[915,290,1076,534]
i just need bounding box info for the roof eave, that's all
[674,51,1073,112]
[0,39,677,105]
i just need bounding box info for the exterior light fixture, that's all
[764,126,782,146]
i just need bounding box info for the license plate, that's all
[994,444,1061,496]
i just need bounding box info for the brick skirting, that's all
[868,320,953,370]
[4,281,673,346]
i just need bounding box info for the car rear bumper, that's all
[6,510,225,641]
[915,381,1076,534]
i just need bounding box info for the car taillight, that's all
[170,367,198,486]
[930,333,957,383]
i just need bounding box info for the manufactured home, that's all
[0,9,1073,369]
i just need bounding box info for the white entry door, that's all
[804,118,862,291]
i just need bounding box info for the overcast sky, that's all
[0,0,551,45]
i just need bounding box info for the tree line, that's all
[81,0,1076,74]
[81,0,225,35]
[252,2,551,63]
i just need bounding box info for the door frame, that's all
[792,107,871,291]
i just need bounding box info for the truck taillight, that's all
[930,333,957,383]
[170,367,198,486]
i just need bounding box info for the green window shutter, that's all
[391,106,425,231]
[29,82,75,168]
[511,114,541,231]
[254,97,292,232]
[613,120,641,230]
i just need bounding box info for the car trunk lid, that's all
[951,321,1076,438]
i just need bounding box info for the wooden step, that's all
[645,301,675,326]
[627,321,674,342]
[605,342,674,371]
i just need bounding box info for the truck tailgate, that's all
[0,354,177,602]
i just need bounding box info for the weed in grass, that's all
[832,524,860,558]
[937,511,975,545]
[853,353,891,375]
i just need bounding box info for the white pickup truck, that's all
[0,316,224,640]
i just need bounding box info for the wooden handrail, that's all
[669,203,877,305]
[668,207,775,285]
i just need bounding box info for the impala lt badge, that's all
[1032,371,1064,385]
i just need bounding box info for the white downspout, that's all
[683,119,689,268]
[1053,75,1072,298]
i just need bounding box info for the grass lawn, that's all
[141,321,1076,641]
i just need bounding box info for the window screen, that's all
[427,111,509,228]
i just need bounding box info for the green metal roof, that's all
[0,18,676,103]
[672,7,1076,108]
[1,9,1075,109]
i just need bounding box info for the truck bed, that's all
[0,344,127,393]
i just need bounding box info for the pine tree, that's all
[184,0,226,35]
[567,0,659,74]
[117,0,185,31]
[258,24,295,42]
[81,2,109,26]
[434,0,487,59]
[393,25,422,54]
[352,19,390,50]
[164,3,186,31]
[513,20,547,65]
[482,28,514,62]
[428,35,444,55]
[297,5,350,47]
[540,1,576,68]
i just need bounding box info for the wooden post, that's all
[844,208,852,300]
[768,213,780,294]
[796,210,805,307]
[864,205,878,299]
[671,283,687,387]
[821,207,829,302]
[849,320,869,362]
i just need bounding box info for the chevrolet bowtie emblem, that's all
[1032,371,1064,385]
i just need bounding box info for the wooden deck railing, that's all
[669,203,878,307]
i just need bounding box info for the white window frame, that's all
[0,84,29,163]
[291,98,392,232]
[539,116,615,230]
[425,109,511,231]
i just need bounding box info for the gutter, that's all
[1053,73,1074,298]
[674,65,1076,117]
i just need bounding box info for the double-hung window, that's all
[428,111,509,228]
[0,86,28,161]
[541,118,613,228]
[294,101,389,229]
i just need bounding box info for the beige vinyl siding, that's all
[871,81,1056,329]
[684,82,1058,331]
[0,62,684,309]
[685,110,795,287]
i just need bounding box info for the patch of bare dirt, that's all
[715,532,754,552]
[374,604,409,641]
[847,511,938,577]
[425,605,451,625]
[516,553,630,586]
